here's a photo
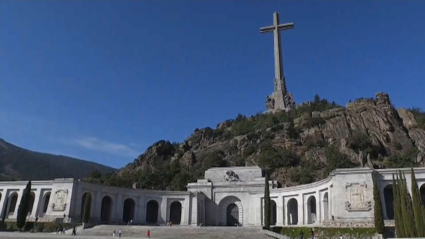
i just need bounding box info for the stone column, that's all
[297,195,303,226]
[31,190,42,219]
[276,196,284,226]
[139,196,146,224]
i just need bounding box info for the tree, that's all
[17,181,31,230]
[83,192,92,223]
[373,172,384,234]
[410,168,425,236]
[398,171,416,237]
[393,175,403,237]
[264,172,271,230]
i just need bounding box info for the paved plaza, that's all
[0,225,267,239]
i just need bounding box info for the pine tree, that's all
[394,174,405,237]
[83,192,92,223]
[17,181,31,230]
[373,172,385,234]
[264,172,271,230]
[410,168,425,236]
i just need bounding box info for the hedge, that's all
[1,221,81,233]
[270,227,376,239]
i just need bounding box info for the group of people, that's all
[55,226,77,236]
[112,229,151,238]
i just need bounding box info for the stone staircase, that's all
[80,225,268,239]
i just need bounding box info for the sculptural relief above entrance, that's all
[344,183,372,211]
[51,189,68,211]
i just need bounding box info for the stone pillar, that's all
[276,196,284,226]
[297,195,303,226]
[31,190,42,219]
[12,190,23,218]
[115,194,122,223]
[190,194,197,226]
[315,191,321,224]
[160,198,167,225]
[329,186,333,221]
[0,193,6,219]
[139,196,146,224]
[94,191,102,221]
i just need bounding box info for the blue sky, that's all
[1,1,424,169]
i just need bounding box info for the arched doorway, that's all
[6,193,18,218]
[28,192,35,216]
[146,200,159,224]
[307,196,316,224]
[227,203,239,226]
[420,184,425,205]
[123,198,135,224]
[169,201,182,225]
[41,192,51,215]
[80,192,88,221]
[219,196,243,226]
[270,200,277,226]
[287,198,298,225]
[100,196,113,223]
[323,192,329,221]
[384,185,394,219]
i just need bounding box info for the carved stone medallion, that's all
[345,182,372,211]
[224,171,240,182]
[51,189,69,211]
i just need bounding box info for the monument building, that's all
[1,166,424,228]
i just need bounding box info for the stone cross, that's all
[261,12,295,112]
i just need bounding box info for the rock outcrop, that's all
[117,92,425,186]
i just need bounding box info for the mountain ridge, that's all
[0,138,116,181]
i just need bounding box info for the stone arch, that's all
[322,192,329,221]
[6,192,18,218]
[169,201,182,225]
[41,192,51,215]
[219,196,243,226]
[287,198,298,225]
[28,192,36,216]
[100,196,113,223]
[123,198,135,224]
[307,195,316,224]
[270,200,277,226]
[80,192,88,221]
[146,200,159,224]
[420,183,425,205]
[384,184,394,219]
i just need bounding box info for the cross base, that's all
[265,90,295,113]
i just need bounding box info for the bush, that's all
[270,226,376,239]
[1,221,81,232]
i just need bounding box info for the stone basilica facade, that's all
[1,166,425,227]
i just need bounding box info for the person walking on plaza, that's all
[147,229,151,239]
[118,228,122,238]
[72,227,76,236]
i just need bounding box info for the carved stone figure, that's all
[344,183,372,211]
[224,171,240,182]
[51,189,68,211]
[265,95,275,110]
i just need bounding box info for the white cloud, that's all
[75,137,140,157]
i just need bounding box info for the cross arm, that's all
[260,22,294,33]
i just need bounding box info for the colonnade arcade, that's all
[80,192,184,225]
[382,183,425,220]
[0,191,51,220]
[263,192,329,226]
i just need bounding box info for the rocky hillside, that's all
[0,139,116,180]
[86,93,425,190]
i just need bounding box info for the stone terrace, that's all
[0,225,267,239]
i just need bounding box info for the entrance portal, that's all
[169,201,182,225]
[146,200,159,224]
[226,203,239,226]
[100,196,113,223]
[123,198,135,224]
